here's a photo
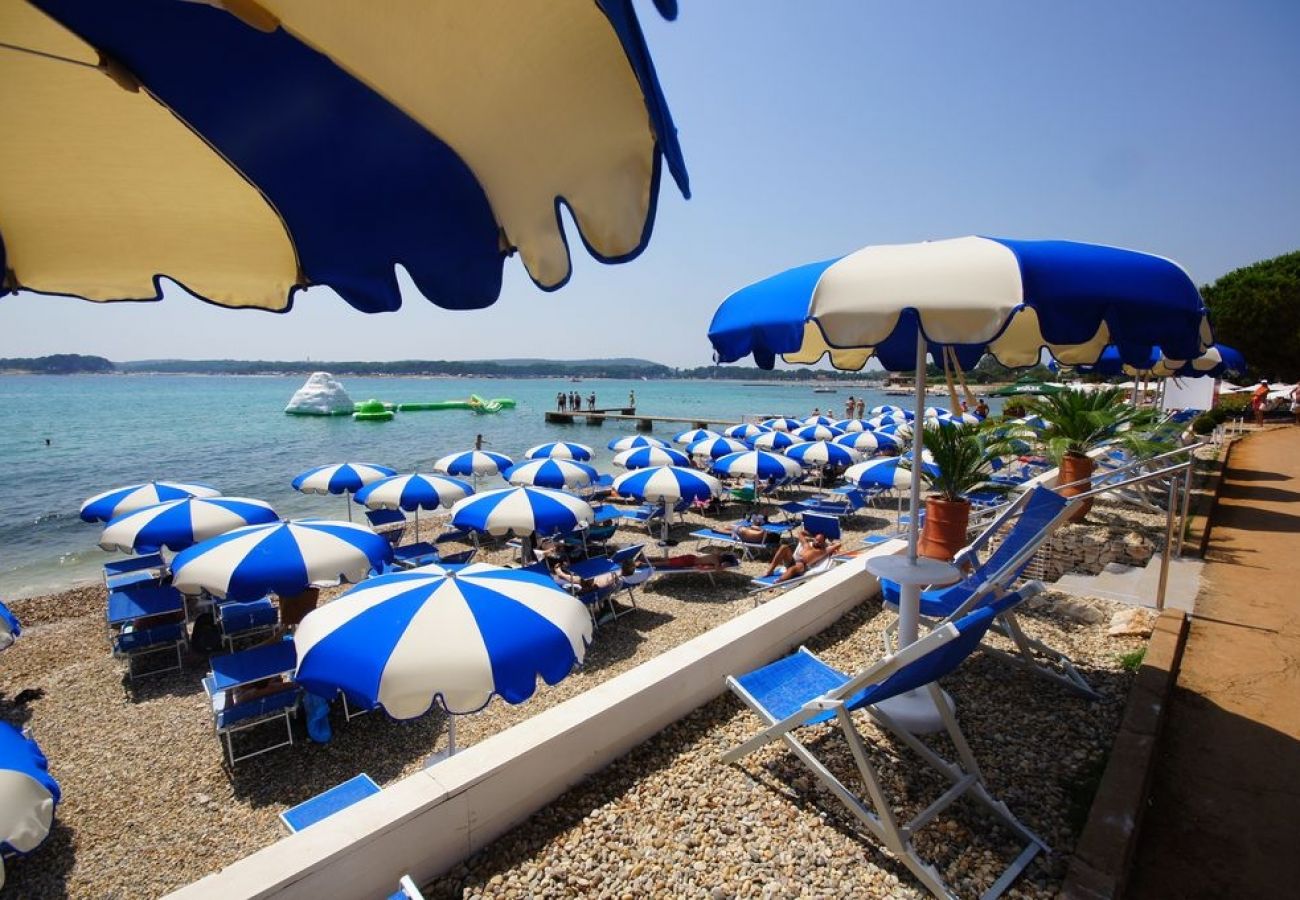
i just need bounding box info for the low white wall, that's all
[168,542,903,900]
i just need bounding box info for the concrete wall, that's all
[168,541,903,900]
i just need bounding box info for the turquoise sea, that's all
[0,374,1000,599]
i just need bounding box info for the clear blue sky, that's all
[2,0,1297,368]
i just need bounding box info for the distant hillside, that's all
[0,354,115,374]
[116,358,675,378]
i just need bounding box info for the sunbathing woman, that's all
[764,530,840,583]
[640,551,740,570]
[546,556,621,593]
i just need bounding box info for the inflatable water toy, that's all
[284,372,354,415]
[395,397,516,413]
[352,399,394,422]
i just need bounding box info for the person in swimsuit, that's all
[763,530,840,583]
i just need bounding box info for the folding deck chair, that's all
[878,487,1096,698]
[214,596,279,651]
[641,551,743,587]
[723,589,1049,900]
[688,524,777,560]
[365,508,408,546]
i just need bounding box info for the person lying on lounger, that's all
[763,530,840,583]
[640,552,740,570]
[545,556,621,593]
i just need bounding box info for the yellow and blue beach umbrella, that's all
[1,1,689,313]
[0,722,60,890]
[98,496,278,555]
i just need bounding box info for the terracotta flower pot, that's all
[1058,453,1095,522]
[920,496,971,562]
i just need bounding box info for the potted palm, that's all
[1023,387,1159,521]
[915,421,1007,561]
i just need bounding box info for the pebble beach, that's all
[0,499,1155,898]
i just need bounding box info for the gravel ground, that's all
[0,494,1152,898]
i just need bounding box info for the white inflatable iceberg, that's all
[284,372,354,416]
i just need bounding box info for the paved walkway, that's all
[1127,428,1300,897]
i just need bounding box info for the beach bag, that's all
[190,611,222,654]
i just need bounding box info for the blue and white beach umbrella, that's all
[801,414,836,427]
[0,722,60,889]
[686,436,749,460]
[723,423,770,440]
[785,440,861,469]
[171,520,393,601]
[607,435,670,453]
[611,466,721,504]
[79,480,221,523]
[844,457,928,490]
[833,418,869,433]
[760,417,802,433]
[867,413,909,429]
[450,487,593,538]
[354,474,474,512]
[876,423,914,440]
[0,601,20,652]
[504,459,597,490]
[523,442,594,462]
[792,423,844,442]
[870,405,909,417]
[1013,416,1050,432]
[433,450,515,479]
[924,406,952,419]
[294,563,591,728]
[750,430,805,452]
[612,446,690,470]
[711,450,803,482]
[292,463,397,495]
[834,431,900,454]
[98,496,279,555]
[673,428,721,446]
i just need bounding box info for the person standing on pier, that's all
[629,390,636,409]
[845,396,855,420]
[588,392,597,411]
[557,392,566,412]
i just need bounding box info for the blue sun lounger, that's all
[878,487,1094,697]
[723,589,1048,900]
[280,773,381,833]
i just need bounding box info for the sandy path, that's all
[1128,427,1300,897]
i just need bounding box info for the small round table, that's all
[864,554,962,734]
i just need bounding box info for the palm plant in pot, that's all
[1023,386,1159,521]
[914,420,1008,561]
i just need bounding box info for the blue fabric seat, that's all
[279,773,381,833]
[214,687,299,730]
[724,590,1047,900]
[216,596,279,650]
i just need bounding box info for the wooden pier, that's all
[544,408,742,432]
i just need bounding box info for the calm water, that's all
[0,374,993,599]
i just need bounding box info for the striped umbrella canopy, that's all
[607,435,670,452]
[3,2,688,315]
[292,463,397,495]
[294,563,591,731]
[0,722,60,889]
[171,519,393,601]
[723,422,771,440]
[750,430,805,452]
[0,601,20,652]
[902,449,939,467]
[834,430,901,453]
[760,417,803,433]
[845,457,931,490]
[833,418,870,433]
[522,442,594,462]
[353,473,474,512]
[450,487,593,538]
[1071,343,1246,379]
[876,423,914,440]
[78,480,220,523]
[924,415,961,431]
[801,414,836,426]
[686,436,749,459]
[1012,416,1051,431]
[870,405,909,417]
[98,496,279,555]
[924,406,952,419]
[611,466,721,504]
[503,459,597,490]
[612,446,690,470]
[785,440,861,469]
[866,413,909,429]
[792,423,844,442]
[710,450,803,482]
[672,428,721,446]
[433,450,514,478]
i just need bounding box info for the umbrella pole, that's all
[899,330,927,646]
[447,715,457,756]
